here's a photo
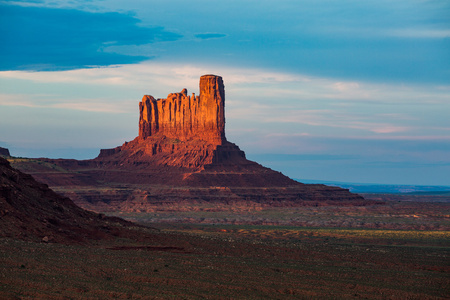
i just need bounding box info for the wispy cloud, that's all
[346,135,450,141]
[388,29,450,39]
[0,62,308,91]
[51,101,133,113]
[195,33,227,40]
[0,93,133,113]
[1,62,449,135]
[263,132,450,142]
[2,70,445,115]
[260,109,413,134]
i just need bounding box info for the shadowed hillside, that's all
[0,157,155,244]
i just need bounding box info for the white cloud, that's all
[253,108,413,134]
[1,61,448,103]
[1,61,449,138]
[331,82,360,92]
[0,93,133,113]
[388,29,450,39]
[0,94,38,107]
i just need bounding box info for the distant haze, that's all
[0,0,449,185]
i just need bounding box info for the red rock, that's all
[100,75,243,169]
[10,75,377,212]
[139,74,225,144]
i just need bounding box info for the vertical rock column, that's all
[139,95,158,140]
[199,74,226,143]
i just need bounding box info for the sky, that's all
[0,0,449,185]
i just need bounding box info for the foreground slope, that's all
[11,75,376,212]
[0,157,152,243]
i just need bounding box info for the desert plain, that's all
[1,185,449,299]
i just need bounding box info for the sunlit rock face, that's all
[98,75,245,169]
[139,75,226,144]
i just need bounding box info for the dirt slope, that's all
[0,157,150,244]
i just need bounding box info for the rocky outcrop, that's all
[10,74,376,212]
[99,75,243,169]
[0,147,10,157]
[139,74,225,144]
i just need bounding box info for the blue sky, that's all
[0,0,449,185]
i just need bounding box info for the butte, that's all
[18,75,374,212]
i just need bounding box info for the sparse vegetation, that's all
[1,219,449,299]
[8,157,69,173]
[1,187,449,299]
[107,199,450,231]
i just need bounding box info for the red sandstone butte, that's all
[139,75,225,144]
[97,74,245,169]
[13,75,375,212]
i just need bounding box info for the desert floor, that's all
[1,196,449,299]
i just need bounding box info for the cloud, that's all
[261,109,413,134]
[0,93,133,113]
[347,135,450,141]
[2,0,449,84]
[1,0,44,4]
[331,82,360,92]
[51,101,133,113]
[388,29,450,39]
[0,3,181,71]
[368,125,411,134]
[0,62,308,92]
[248,153,358,161]
[195,33,227,40]
[1,61,449,139]
[2,60,449,108]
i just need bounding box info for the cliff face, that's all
[139,75,226,144]
[99,75,244,169]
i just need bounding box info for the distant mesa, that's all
[10,75,378,212]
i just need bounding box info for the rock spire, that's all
[139,74,226,144]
